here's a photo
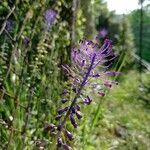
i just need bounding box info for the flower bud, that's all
[71,106,76,113]
[65,130,74,141]
[72,87,77,93]
[44,123,56,132]
[57,124,63,131]
[104,83,112,88]
[105,71,120,76]
[98,92,105,97]
[92,73,100,77]
[58,107,68,115]
[83,96,92,105]
[70,114,78,128]
[75,111,82,119]
[76,104,80,111]
[63,144,72,150]
[55,114,62,121]
[61,98,67,104]
[62,89,68,95]
[57,137,63,147]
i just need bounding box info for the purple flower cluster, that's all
[44,9,56,27]
[45,38,119,149]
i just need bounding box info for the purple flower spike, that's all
[92,74,100,78]
[48,35,119,149]
[44,9,56,27]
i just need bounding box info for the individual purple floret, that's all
[62,89,69,95]
[58,107,68,115]
[63,144,72,150]
[65,130,74,141]
[95,28,108,43]
[57,137,63,147]
[23,36,30,45]
[83,96,92,105]
[69,114,78,128]
[55,114,62,121]
[5,19,14,32]
[104,83,112,88]
[76,104,81,111]
[44,9,56,27]
[71,106,76,113]
[44,123,56,132]
[57,124,63,131]
[75,111,82,119]
[98,91,105,97]
[99,28,108,38]
[48,37,119,149]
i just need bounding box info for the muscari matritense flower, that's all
[45,38,119,150]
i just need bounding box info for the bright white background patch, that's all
[104,0,149,14]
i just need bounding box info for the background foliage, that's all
[128,4,150,62]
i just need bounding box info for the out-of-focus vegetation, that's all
[0,0,149,149]
[73,71,150,150]
[128,4,150,62]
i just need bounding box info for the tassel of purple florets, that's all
[46,37,119,149]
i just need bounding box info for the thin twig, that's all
[4,29,15,42]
